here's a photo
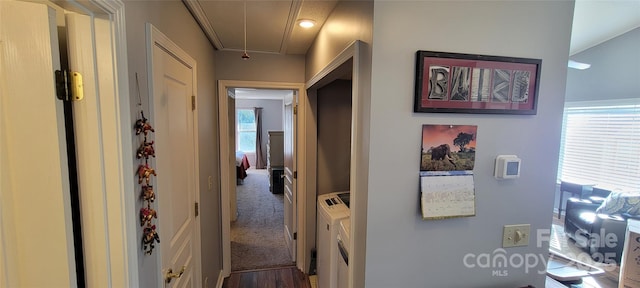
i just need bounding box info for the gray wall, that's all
[566,27,640,102]
[236,98,284,167]
[124,1,221,287]
[365,1,574,287]
[216,50,305,83]
[305,1,374,81]
[317,80,352,195]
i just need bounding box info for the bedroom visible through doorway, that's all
[230,88,295,271]
[219,80,307,277]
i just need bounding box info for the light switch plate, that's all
[502,224,530,248]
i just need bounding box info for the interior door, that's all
[0,1,76,286]
[283,92,297,261]
[228,90,237,222]
[149,26,199,288]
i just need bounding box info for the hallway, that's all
[231,169,294,271]
[222,266,311,288]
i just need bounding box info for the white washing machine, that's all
[317,192,350,288]
[336,217,350,288]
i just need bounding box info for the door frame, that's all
[59,0,140,286]
[1,0,139,286]
[218,80,308,276]
[147,23,203,287]
[305,40,369,288]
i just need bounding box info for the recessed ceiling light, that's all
[298,19,316,28]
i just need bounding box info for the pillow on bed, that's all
[595,191,640,215]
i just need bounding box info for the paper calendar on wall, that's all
[419,125,477,220]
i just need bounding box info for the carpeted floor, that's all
[231,169,294,271]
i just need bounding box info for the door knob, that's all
[165,265,186,283]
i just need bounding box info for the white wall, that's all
[365,1,574,287]
[236,98,284,167]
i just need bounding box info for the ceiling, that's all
[183,0,338,55]
[183,0,640,58]
[570,0,640,55]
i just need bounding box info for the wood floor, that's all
[222,266,311,288]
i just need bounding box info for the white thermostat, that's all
[494,155,521,179]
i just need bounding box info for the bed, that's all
[236,151,250,182]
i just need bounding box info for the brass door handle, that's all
[165,266,186,283]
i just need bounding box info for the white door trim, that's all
[66,13,121,287]
[147,23,203,287]
[1,0,139,286]
[70,1,140,286]
[218,80,308,277]
[305,40,369,288]
[62,0,139,286]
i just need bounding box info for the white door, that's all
[149,25,201,288]
[0,1,77,286]
[228,90,237,222]
[283,93,298,261]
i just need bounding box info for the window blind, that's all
[558,101,640,192]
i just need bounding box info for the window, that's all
[558,100,640,192]
[237,109,256,152]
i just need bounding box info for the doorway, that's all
[304,41,369,288]
[230,89,294,271]
[218,80,309,277]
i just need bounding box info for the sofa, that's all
[564,186,640,265]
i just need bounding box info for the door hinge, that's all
[195,202,199,217]
[293,106,297,115]
[293,232,297,240]
[55,70,71,101]
[55,70,84,102]
[293,171,297,179]
[191,95,196,110]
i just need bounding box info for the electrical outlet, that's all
[208,176,213,190]
[502,224,530,248]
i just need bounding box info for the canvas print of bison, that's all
[420,125,477,171]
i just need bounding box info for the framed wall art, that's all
[414,51,542,115]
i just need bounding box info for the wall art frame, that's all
[414,50,542,115]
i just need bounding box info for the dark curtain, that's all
[254,107,265,168]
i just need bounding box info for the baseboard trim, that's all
[216,270,225,288]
